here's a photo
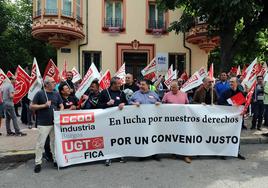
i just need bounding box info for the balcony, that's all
[32,1,84,48]
[146,20,167,35]
[102,18,125,33]
[186,19,219,53]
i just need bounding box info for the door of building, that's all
[123,52,148,81]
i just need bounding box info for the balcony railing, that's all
[44,8,58,15]
[62,10,73,17]
[148,20,166,30]
[104,18,123,28]
[34,9,42,17]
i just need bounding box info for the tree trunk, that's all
[219,24,236,73]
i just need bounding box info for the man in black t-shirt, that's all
[30,77,64,173]
[121,73,139,101]
[58,83,78,110]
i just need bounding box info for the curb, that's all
[1,136,268,163]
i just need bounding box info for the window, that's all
[168,53,186,77]
[45,0,58,15]
[148,3,165,29]
[36,0,42,16]
[83,51,102,75]
[76,0,81,21]
[104,0,123,28]
[62,0,72,17]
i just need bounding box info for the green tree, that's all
[0,0,56,74]
[158,0,268,72]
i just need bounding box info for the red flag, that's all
[6,71,14,78]
[43,59,60,83]
[229,67,237,75]
[99,70,111,90]
[180,71,188,81]
[0,69,8,87]
[13,66,31,104]
[242,80,257,114]
[144,72,156,81]
[61,60,67,80]
[208,63,214,79]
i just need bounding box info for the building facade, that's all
[32,0,219,78]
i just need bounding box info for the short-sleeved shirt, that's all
[162,91,189,104]
[32,90,63,125]
[2,82,14,107]
[61,95,78,109]
[129,90,160,104]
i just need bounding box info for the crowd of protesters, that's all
[0,70,268,173]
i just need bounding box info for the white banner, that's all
[180,67,207,92]
[156,53,169,73]
[54,104,243,167]
[28,58,43,101]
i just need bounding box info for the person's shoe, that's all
[257,127,262,131]
[119,157,126,163]
[53,162,58,168]
[15,132,27,136]
[105,159,111,166]
[262,133,268,137]
[7,132,15,136]
[184,157,192,163]
[220,156,227,160]
[34,164,41,173]
[28,125,32,129]
[250,127,256,130]
[237,153,246,160]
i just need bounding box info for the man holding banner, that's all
[30,77,64,173]
[97,77,128,166]
[218,77,246,160]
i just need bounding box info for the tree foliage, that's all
[158,0,268,71]
[0,0,56,74]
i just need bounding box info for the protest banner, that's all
[54,104,243,167]
[141,58,156,76]
[156,53,169,73]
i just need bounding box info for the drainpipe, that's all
[78,0,89,74]
[183,32,192,75]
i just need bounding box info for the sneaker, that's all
[34,164,41,173]
[105,159,111,166]
[15,132,27,136]
[184,156,192,163]
[237,153,246,160]
[7,132,15,136]
[119,157,126,163]
[53,162,58,168]
[28,125,32,129]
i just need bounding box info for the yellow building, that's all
[32,0,219,78]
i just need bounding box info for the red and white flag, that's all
[242,80,257,114]
[28,58,43,101]
[71,67,82,83]
[0,69,9,87]
[99,70,111,90]
[180,67,207,92]
[208,63,214,80]
[241,58,257,84]
[75,63,101,99]
[227,92,246,105]
[164,65,177,88]
[236,65,241,76]
[243,63,262,89]
[61,60,67,80]
[180,71,188,81]
[13,66,31,104]
[6,71,14,78]
[43,59,60,83]
[141,58,156,76]
[114,63,126,84]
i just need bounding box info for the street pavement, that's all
[1,144,268,188]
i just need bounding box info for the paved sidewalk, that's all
[0,115,268,162]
